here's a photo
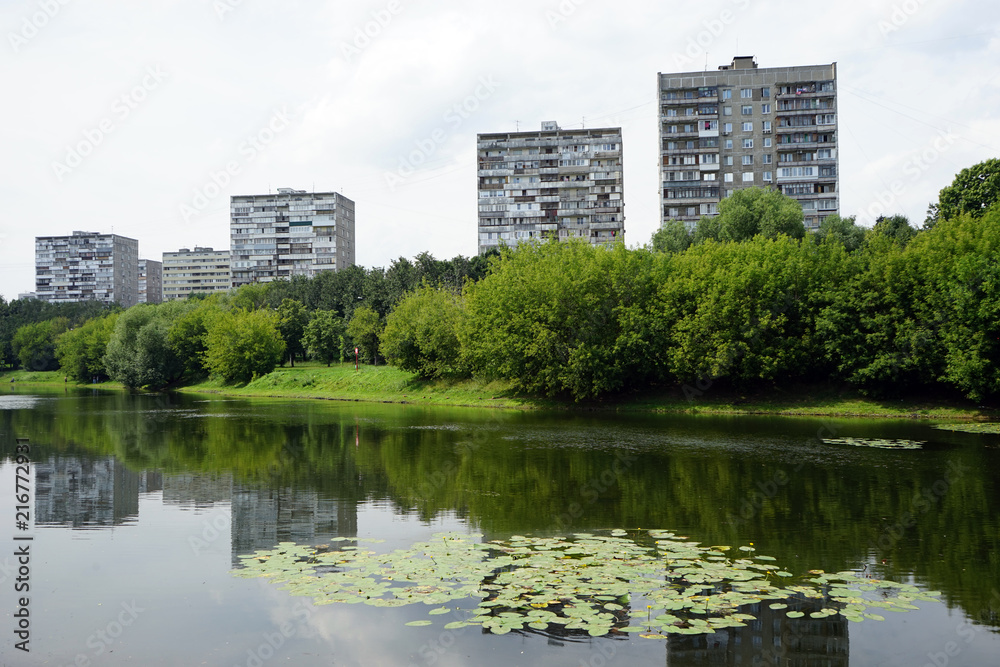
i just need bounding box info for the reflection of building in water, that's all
[35,457,141,528]
[667,595,849,666]
[162,473,233,507]
[230,485,358,565]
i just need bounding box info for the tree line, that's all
[3,160,998,402]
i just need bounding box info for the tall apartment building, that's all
[35,231,139,307]
[138,259,162,304]
[162,247,231,300]
[477,121,624,254]
[230,188,356,287]
[658,57,838,231]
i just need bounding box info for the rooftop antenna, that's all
[705,52,709,71]
[514,120,520,131]
[582,116,586,129]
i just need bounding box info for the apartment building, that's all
[230,188,356,287]
[477,121,624,254]
[658,57,839,231]
[35,231,139,307]
[162,247,231,300]
[138,259,162,304]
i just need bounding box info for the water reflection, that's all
[2,387,1000,666]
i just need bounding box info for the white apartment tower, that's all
[230,189,356,287]
[477,121,624,254]
[35,231,139,307]
[162,247,231,300]
[658,57,839,231]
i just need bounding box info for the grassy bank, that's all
[3,365,996,420]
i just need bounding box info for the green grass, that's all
[178,362,543,410]
[3,365,996,420]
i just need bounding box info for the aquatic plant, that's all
[232,530,939,637]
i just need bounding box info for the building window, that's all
[763,171,773,182]
[722,89,732,100]
[703,173,717,181]
[743,139,754,149]
[724,123,733,133]
[742,105,753,115]
[742,172,754,182]
[762,87,770,98]
[725,139,733,150]
[763,120,772,133]
[742,122,753,132]
[762,104,771,114]
[763,154,772,164]
[724,173,734,182]
[724,156,734,166]
[763,137,772,148]
[723,106,732,116]
[741,88,752,98]
[742,155,753,165]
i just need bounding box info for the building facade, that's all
[477,121,624,254]
[230,189,356,287]
[138,259,162,304]
[658,57,838,231]
[161,247,231,300]
[35,231,139,307]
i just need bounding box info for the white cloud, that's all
[2,0,998,299]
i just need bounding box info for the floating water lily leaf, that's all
[933,423,1000,435]
[231,530,935,639]
[822,438,924,450]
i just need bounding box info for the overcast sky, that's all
[1,0,997,300]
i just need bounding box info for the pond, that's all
[1,387,999,666]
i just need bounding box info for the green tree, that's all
[204,308,285,384]
[909,208,1000,400]
[12,318,69,371]
[717,187,805,242]
[928,158,1000,225]
[55,314,119,382]
[651,220,693,254]
[460,240,663,400]
[380,287,465,378]
[346,305,383,365]
[814,214,866,252]
[303,310,346,366]
[872,214,918,245]
[692,216,722,245]
[104,305,186,389]
[167,296,224,378]
[276,298,309,367]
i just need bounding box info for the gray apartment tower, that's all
[138,259,162,304]
[35,231,139,307]
[162,247,231,300]
[658,57,839,231]
[230,188,356,287]
[477,121,625,254]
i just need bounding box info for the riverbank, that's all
[2,365,995,420]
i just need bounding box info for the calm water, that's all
[1,387,999,666]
